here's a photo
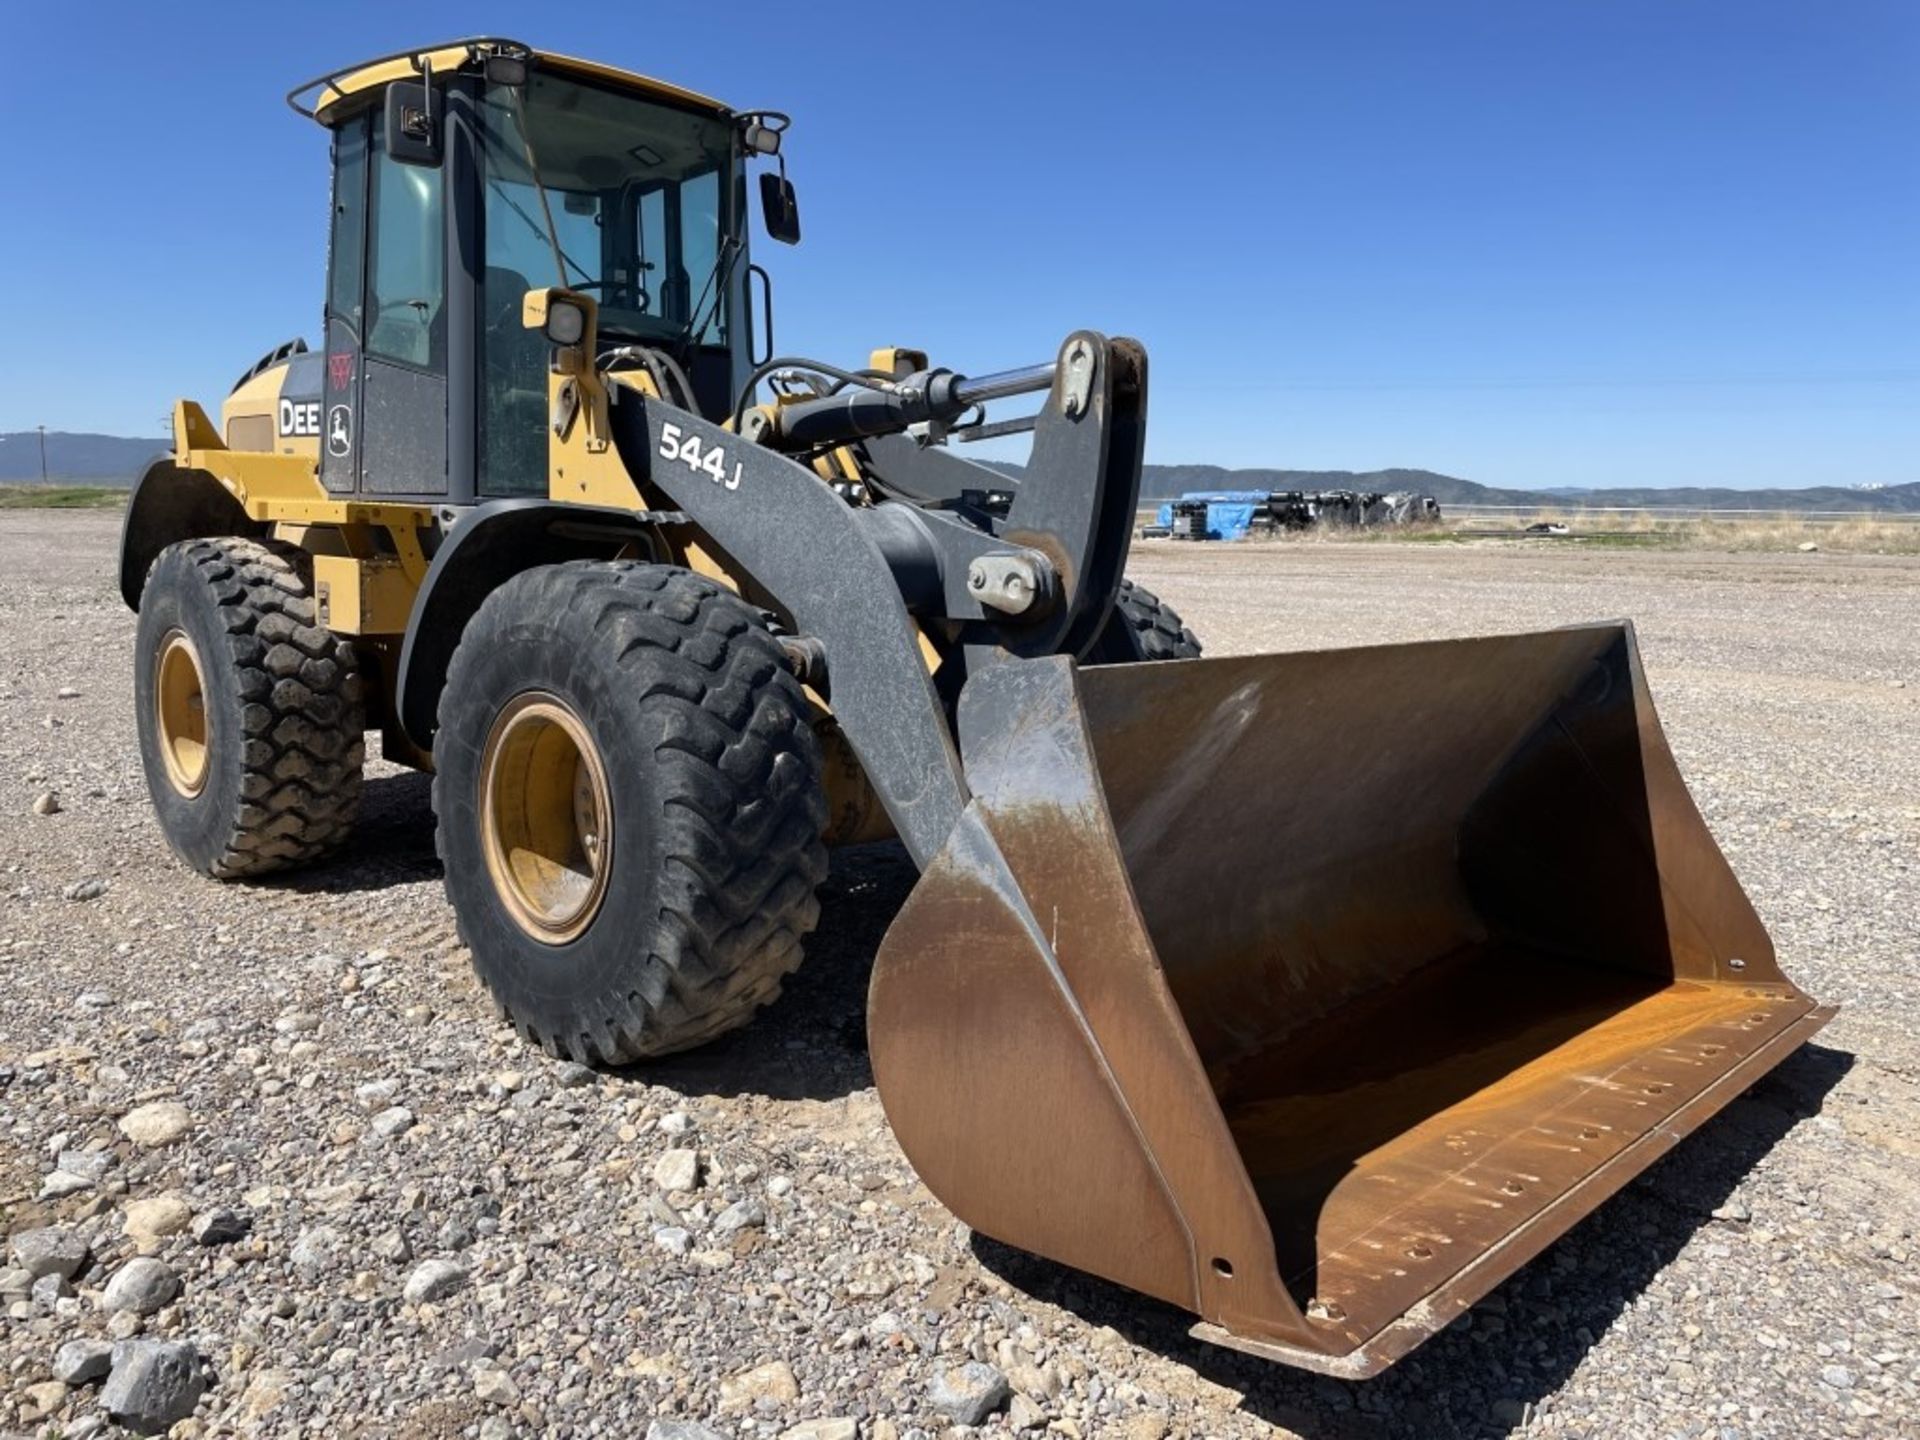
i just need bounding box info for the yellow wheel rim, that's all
[479,692,614,943]
[155,630,210,798]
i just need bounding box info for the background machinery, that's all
[1152,488,1443,540]
[119,39,1828,1377]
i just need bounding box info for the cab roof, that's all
[287,37,731,126]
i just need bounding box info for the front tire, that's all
[1085,579,1203,663]
[433,562,829,1063]
[134,537,365,877]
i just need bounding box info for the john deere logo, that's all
[327,406,352,457]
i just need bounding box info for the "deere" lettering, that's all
[278,398,322,437]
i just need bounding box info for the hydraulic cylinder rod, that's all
[950,362,1057,408]
[764,359,1057,451]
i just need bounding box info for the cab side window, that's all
[365,129,445,370]
[327,122,368,338]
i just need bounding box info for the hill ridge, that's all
[1003,461,1920,514]
[6,431,1915,514]
[0,431,163,484]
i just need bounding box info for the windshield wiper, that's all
[677,235,743,352]
[486,173,595,287]
[476,88,591,290]
[506,87,568,284]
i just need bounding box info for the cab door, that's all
[320,119,368,494]
[320,110,450,496]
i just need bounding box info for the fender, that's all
[123,396,347,610]
[119,458,266,610]
[394,498,679,747]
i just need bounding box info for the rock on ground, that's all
[9,1226,88,1280]
[54,1336,115,1384]
[718,1359,801,1413]
[928,1359,1012,1424]
[710,1198,766,1239]
[473,1364,521,1405]
[370,1104,415,1137]
[288,1224,341,1272]
[237,1368,296,1423]
[123,1194,192,1250]
[20,1378,69,1421]
[652,1147,700,1193]
[189,1206,250,1245]
[100,1257,180,1316]
[403,1258,468,1303]
[100,1340,208,1435]
[117,1100,193,1147]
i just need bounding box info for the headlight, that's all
[546,300,587,346]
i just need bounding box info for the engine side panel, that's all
[222,351,325,460]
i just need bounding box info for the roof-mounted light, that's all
[741,111,790,157]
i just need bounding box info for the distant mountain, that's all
[0,432,161,484]
[1126,464,1477,503]
[8,430,1917,514]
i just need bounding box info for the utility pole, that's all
[37,426,47,484]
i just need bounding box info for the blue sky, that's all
[2,1,1914,488]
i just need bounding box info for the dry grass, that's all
[0,483,128,510]
[1500,509,1920,554]
[1686,514,1920,554]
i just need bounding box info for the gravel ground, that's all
[1,511,1915,1440]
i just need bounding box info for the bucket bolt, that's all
[967,551,1053,616]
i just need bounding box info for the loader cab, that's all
[306,45,764,504]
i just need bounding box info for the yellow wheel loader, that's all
[121,38,1830,1377]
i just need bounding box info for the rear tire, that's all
[1086,579,1203,663]
[432,561,829,1063]
[133,537,365,877]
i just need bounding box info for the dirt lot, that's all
[2,510,1916,1439]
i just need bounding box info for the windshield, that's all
[478,72,737,345]
[476,70,739,495]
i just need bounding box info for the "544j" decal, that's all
[657,423,741,492]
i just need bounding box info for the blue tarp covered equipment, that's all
[1154,491,1269,541]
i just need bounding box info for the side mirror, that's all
[760,172,801,246]
[384,80,442,167]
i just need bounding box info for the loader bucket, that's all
[869,623,1829,1377]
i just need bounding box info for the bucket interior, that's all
[1074,628,1808,1339]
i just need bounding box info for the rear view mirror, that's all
[384,81,441,167]
[760,172,801,245]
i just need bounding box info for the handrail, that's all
[284,36,533,121]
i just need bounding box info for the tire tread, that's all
[434,562,827,1064]
[1100,578,1203,661]
[164,537,365,876]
